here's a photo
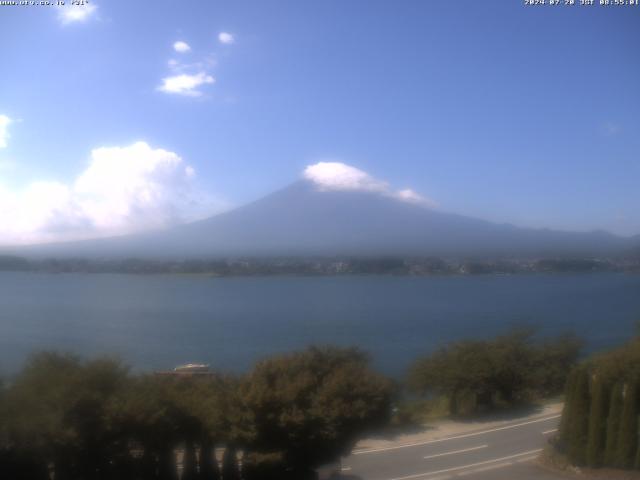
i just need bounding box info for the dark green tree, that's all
[558,335,640,470]
[409,339,500,415]
[2,352,131,480]
[241,346,393,477]
[198,439,220,480]
[533,333,584,398]
[615,381,639,469]
[586,375,609,467]
[558,368,578,449]
[222,446,241,480]
[119,376,180,480]
[567,367,590,465]
[605,384,625,466]
[409,329,580,415]
[635,421,640,470]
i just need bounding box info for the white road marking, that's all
[516,455,539,463]
[458,455,538,476]
[542,428,558,435]
[386,449,543,480]
[353,415,560,455]
[412,477,450,480]
[457,461,512,476]
[423,445,487,460]
[341,466,352,471]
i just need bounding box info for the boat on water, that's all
[173,363,210,373]
[155,363,213,376]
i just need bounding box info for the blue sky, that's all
[0,0,638,244]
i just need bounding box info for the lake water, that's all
[1,272,639,378]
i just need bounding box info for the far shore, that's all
[1,254,638,276]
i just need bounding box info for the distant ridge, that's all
[4,180,638,259]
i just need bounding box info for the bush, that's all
[0,347,393,479]
[240,346,394,474]
[408,329,581,416]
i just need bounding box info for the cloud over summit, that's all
[303,161,436,207]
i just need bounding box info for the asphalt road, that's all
[341,413,564,480]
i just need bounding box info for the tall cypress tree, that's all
[568,367,591,465]
[182,440,198,480]
[634,416,640,470]
[615,381,639,469]
[586,375,609,467]
[199,440,220,480]
[559,369,578,449]
[605,382,624,466]
[222,445,240,480]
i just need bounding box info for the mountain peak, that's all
[6,178,635,259]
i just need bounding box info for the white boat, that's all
[173,363,210,373]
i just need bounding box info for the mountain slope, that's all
[8,181,637,258]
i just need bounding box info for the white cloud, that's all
[303,161,436,207]
[173,41,191,53]
[218,32,235,44]
[0,115,11,148]
[157,72,215,97]
[0,142,223,245]
[396,188,436,207]
[57,4,97,25]
[304,162,388,193]
[161,42,218,98]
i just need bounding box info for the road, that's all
[341,412,565,480]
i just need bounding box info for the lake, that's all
[1,272,639,378]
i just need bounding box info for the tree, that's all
[604,382,624,466]
[586,375,609,467]
[408,339,505,415]
[557,336,640,470]
[241,346,393,477]
[120,373,231,480]
[566,367,590,465]
[559,368,577,450]
[222,446,241,480]
[615,381,639,469]
[3,352,131,480]
[408,329,580,415]
[3,352,81,479]
[198,438,220,480]
[533,333,584,398]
